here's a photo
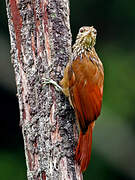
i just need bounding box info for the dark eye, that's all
[80,28,84,33]
[93,30,97,34]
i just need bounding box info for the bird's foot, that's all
[42,78,62,92]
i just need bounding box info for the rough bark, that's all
[6,0,82,179]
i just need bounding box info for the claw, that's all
[42,78,62,92]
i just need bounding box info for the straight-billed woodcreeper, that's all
[44,26,104,172]
[60,26,104,172]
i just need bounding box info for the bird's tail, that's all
[75,122,95,172]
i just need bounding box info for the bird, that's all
[59,26,104,172]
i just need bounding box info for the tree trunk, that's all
[5,0,82,179]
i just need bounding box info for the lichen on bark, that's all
[6,0,82,179]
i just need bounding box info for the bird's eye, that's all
[93,30,97,34]
[80,28,84,33]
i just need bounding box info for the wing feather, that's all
[68,56,104,133]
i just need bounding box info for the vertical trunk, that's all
[6,0,82,179]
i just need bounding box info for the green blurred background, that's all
[0,0,135,179]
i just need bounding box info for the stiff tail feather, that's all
[75,123,94,172]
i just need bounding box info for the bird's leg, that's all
[42,78,62,92]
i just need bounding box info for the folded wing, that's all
[68,56,104,133]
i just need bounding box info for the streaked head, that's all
[75,26,97,49]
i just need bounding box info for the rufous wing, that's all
[68,57,104,133]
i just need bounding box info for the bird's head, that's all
[75,26,97,50]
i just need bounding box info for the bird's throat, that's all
[73,42,92,60]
